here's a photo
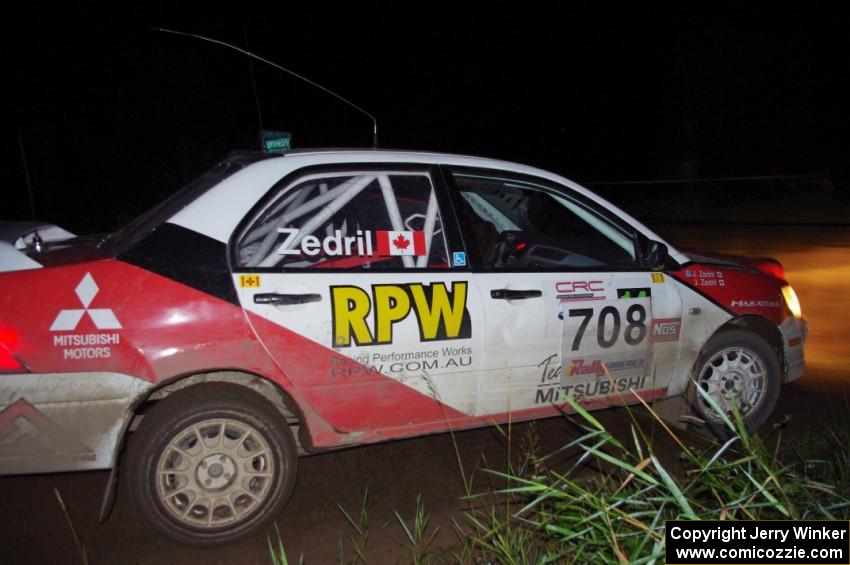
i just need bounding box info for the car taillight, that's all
[0,324,26,373]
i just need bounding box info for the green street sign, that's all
[261,130,292,153]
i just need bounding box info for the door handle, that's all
[253,293,322,305]
[490,289,542,300]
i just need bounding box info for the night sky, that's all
[3,6,847,233]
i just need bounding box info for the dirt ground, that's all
[1,224,848,564]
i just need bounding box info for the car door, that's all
[444,167,683,416]
[230,165,484,433]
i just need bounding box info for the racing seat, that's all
[461,199,500,266]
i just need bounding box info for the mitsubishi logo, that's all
[50,273,122,331]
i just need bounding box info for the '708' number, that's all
[568,305,647,351]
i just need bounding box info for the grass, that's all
[268,388,850,563]
[268,523,303,565]
[336,487,371,564]
[394,494,441,564]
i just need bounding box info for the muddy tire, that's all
[127,382,297,546]
[691,329,781,433]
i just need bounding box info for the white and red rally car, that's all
[0,149,806,544]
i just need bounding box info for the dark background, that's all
[3,5,848,233]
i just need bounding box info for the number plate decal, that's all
[560,297,652,387]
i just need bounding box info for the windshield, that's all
[103,157,252,255]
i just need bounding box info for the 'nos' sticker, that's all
[330,282,471,347]
[650,318,681,342]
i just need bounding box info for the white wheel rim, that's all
[696,346,768,424]
[155,418,275,529]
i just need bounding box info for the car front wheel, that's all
[127,382,297,546]
[691,329,781,432]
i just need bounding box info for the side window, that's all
[236,171,449,270]
[450,171,637,269]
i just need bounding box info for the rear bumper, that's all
[0,372,152,475]
[779,316,807,383]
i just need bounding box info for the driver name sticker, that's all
[276,228,425,257]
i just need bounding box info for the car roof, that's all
[169,148,686,263]
[261,147,564,180]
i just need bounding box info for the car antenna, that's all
[18,133,37,221]
[18,132,43,251]
[153,27,379,148]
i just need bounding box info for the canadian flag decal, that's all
[375,230,426,256]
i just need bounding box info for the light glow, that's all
[0,348,22,371]
[782,285,802,319]
[0,324,23,372]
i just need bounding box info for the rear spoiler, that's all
[0,221,76,272]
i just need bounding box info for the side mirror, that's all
[643,239,669,270]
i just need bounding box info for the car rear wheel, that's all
[127,382,297,546]
[691,329,781,432]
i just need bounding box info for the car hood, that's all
[683,250,748,267]
[682,249,786,282]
